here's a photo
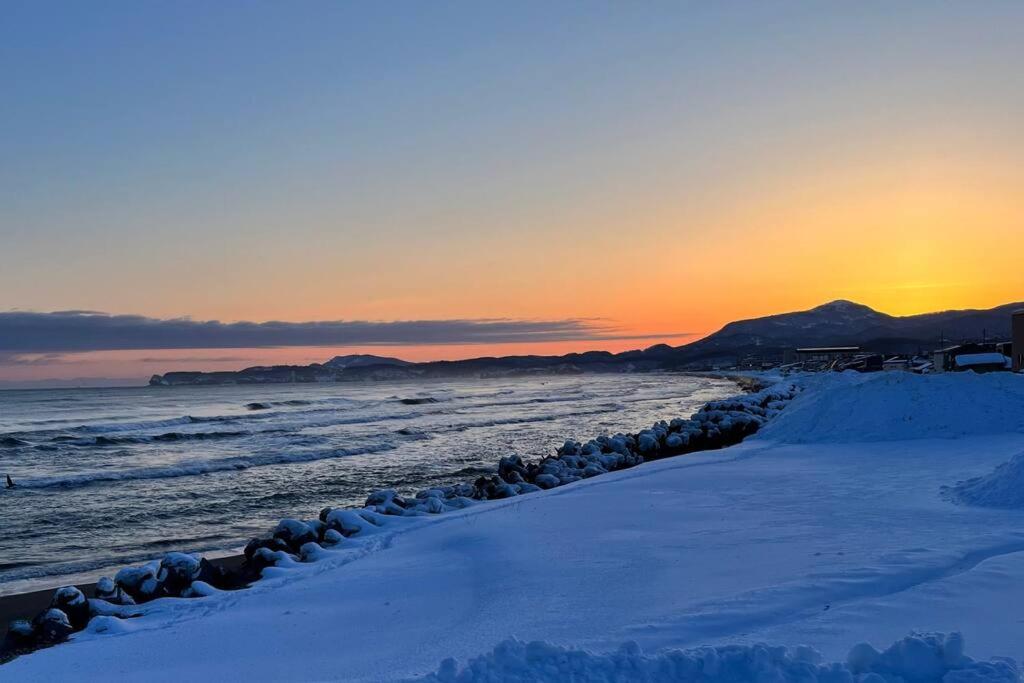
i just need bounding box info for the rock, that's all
[325,509,373,537]
[366,489,407,514]
[364,489,403,516]
[637,433,659,453]
[244,536,291,561]
[557,440,581,456]
[50,586,89,630]
[321,529,345,546]
[250,548,298,572]
[32,608,73,645]
[535,473,560,489]
[181,581,218,598]
[299,542,326,562]
[115,563,161,602]
[158,553,202,596]
[273,519,318,551]
[195,558,229,589]
[498,455,529,483]
[424,496,445,514]
[3,619,35,651]
[94,576,135,606]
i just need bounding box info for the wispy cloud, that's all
[0,311,692,358]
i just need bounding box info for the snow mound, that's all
[944,451,1024,509]
[759,371,1024,444]
[416,633,1018,683]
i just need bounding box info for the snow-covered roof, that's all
[954,353,1008,368]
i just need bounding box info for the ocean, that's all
[0,373,734,595]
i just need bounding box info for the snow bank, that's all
[944,451,1024,509]
[416,633,1018,683]
[760,371,1024,444]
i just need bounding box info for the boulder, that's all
[325,509,373,537]
[273,519,318,551]
[50,586,89,630]
[158,553,201,596]
[115,563,161,602]
[32,608,73,645]
[3,619,35,651]
[534,473,560,489]
[94,576,135,606]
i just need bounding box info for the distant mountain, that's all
[148,300,1023,385]
[675,299,1023,366]
[323,354,412,370]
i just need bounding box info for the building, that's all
[883,357,910,372]
[1014,310,1024,372]
[834,353,883,372]
[954,353,1009,373]
[932,343,990,372]
[794,347,860,364]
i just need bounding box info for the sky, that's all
[2,2,1023,384]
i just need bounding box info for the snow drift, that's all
[759,371,1024,444]
[944,450,1024,509]
[415,633,1019,683]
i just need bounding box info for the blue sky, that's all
[2,2,1023,381]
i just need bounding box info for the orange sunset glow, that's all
[1,3,1022,384]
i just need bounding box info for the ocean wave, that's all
[435,403,627,434]
[9,443,398,490]
[53,430,260,446]
[397,397,443,405]
[0,436,30,447]
[75,416,203,433]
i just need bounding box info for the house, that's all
[932,343,989,372]
[794,347,860,364]
[954,353,1010,373]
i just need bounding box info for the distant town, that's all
[745,309,1024,375]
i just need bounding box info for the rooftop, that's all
[955,353,1008,368]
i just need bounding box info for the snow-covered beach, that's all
[7,371,1024,680]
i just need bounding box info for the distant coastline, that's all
[148,300,1023,387]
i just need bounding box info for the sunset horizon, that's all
[4,2,1023,384]
[3,294,1020,384]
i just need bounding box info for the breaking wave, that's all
[12,443,398,490]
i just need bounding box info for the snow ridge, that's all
[414,633,1019,683]
[944,451,1024,509]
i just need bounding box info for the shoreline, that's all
[2,373,776,662]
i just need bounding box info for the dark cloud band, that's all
[0,311,688,356]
